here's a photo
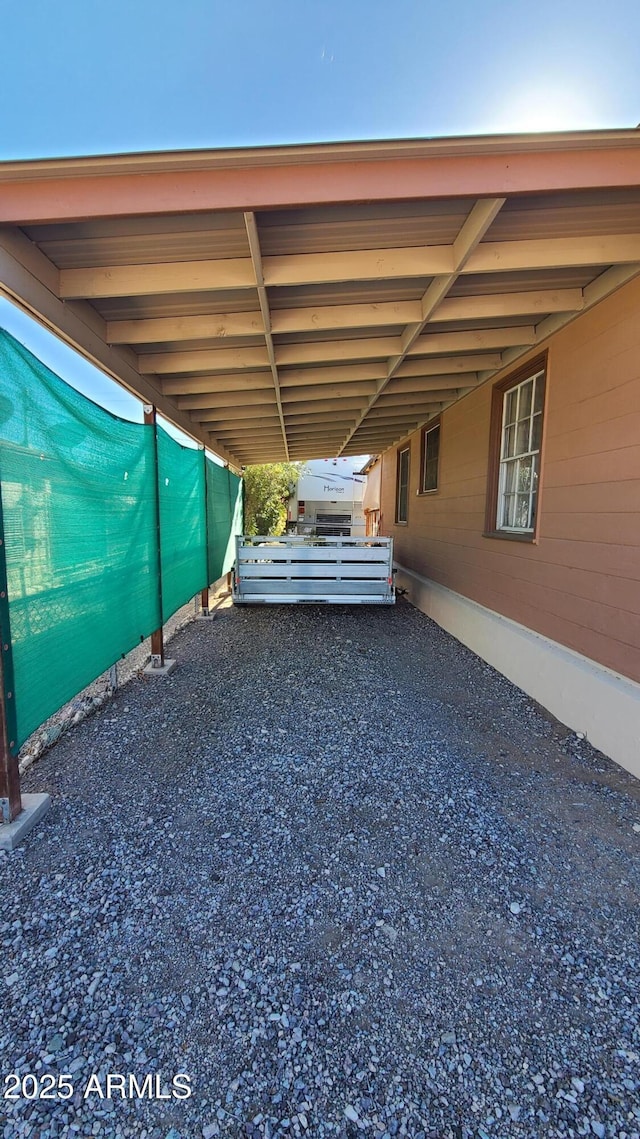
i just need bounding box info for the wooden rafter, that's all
[243,211,289,460]
[338,197,506,453]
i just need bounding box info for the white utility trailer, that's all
[232,535,395,605]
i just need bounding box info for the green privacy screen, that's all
[206,458,243,581]
[0,330,160,748]
[0,329,244,750]
[157,426,207,623]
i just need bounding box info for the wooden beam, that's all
[409,326,535,356]
[107,310,264,343]
[271,299,422,334]
[139,345,270,374]
[277,337,401,367]
[233,457,287,463]
[386,373,479,394]
[465,234,640,275]
[177,391,278,410]
[285,422,355,435]
[364,403,450,421]
[192,408,282,425]
[435,287,584,322]
[283,397,366,417]
[282,380,378,403]
[263,245,453,287]
[280,362,388,386]
[60,258,256,298]
[211,421,283,432]
[373,388,460,409]
[285,417,360,432]
[282,430,346,439]
[220,437,283,446]
[395,353,502,377]
[244,211,289,460]
[162,372,274,395]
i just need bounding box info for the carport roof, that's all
[1,129,640,469]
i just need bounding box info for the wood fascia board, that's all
[3,134,640,223]
[0,225,237,467]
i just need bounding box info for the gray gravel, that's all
[2,598,640,1139]
[17,594,206,777]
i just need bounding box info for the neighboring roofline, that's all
[357,456,381,475]
[1,128,640,181]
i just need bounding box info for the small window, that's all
[421,421,440,492]
[396,447,410,523]
[485,356,547,540]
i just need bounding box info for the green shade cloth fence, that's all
[206,459,243,582]
[0,329,242,751]
[157,426,207,623]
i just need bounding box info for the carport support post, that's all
[0,483,19,822]
[201,447,210,616]
[0,572,20,823]
[145,405,165,668]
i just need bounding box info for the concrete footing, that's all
[143,658,177,677]
[196,611,216,620]
[0,793,51,851]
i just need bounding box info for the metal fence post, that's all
[200,447,210,616]
[144,405,165,668]
[0,486,21,822]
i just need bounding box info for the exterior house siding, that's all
[379,275,640,686]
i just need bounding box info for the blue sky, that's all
[1,0,639,438]
[3,0,640,158]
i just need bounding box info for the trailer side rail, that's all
[233,535,395,605]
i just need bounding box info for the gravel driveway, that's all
[2,599,640,1139]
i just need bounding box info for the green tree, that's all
[242,462,302,535]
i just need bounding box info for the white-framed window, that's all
[497,369,544,532]
[421,420,440,492]
[396,447,410,523]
